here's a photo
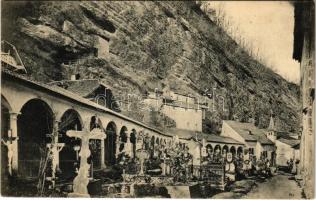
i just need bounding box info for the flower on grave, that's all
[117,152,131,171]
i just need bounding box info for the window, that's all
[249,148,254,155]
[262,151,268,158]
[70,73,81,80]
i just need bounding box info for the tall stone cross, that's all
[46,142,64,189]
[45,116,64,189]
[66,120,106,197]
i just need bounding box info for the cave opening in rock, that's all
[130,129,137,158]
[55,48,81,66]
[81,7,116,33]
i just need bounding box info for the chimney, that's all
[70,74,76,81]
[70,73,80,80]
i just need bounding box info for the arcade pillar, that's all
[100,140,106,168]
[125,132,132,157]
[9,111,20,172]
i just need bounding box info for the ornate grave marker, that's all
[46,142,64,188]
[66,121,106,197]
[1,130,18,175]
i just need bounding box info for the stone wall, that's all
[162,105,202,132]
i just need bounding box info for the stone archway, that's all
[59,109,83,179]
[17,99,54,178]
[206,144,213,156]
[155,137,161,157]
[237,146,243,158]
[89,116,103,170]
[156,137,160,145]
[163,139,167,147]
[222,145,229,158]
[104,121,117,166]
[150,136,155,158]
[230,146,236,159]
[119,126,128,153]
[214,144,221,153]
[130,129,137,158]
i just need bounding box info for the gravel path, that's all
[242,173,303,199]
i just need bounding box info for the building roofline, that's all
[173,91,196,98]
[205,137,244,145]
[48,79,111,89]
[165,127,244,145]
[277,138,300,147]
[2,69,171,138]
[223,120,274,145]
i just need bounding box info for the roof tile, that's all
[165,128,243,145]
[223,120,274,145]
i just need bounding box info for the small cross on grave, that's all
[45,142,64,188]
[66,121,106,197]
[201,139,207,157]
[44,132,64,189]
[161,151,167,176]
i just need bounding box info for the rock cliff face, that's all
[2,1,301,133]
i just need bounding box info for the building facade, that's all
[144,90,206,132]
[1,69,175,180]
[221,120,276,163]
[293,2,315,198]
[275,139,300,167]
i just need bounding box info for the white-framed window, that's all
[249,148,254,155]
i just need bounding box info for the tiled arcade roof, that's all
[164,128,243,145]
[49,79,109,97]
[2,69,171,138]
